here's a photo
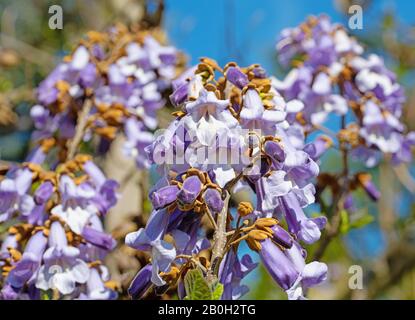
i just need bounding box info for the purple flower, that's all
[240,88,286,133]
[202,188,224,214]
[392,132,415,165]
[271,225,294,248]
[275,16,412,168]
[151,185,180,209]
[127,60,325,300]
[34,181,54,205]
[219,250,257,300]
[279,192,326,244]
[128,264,153,299]
[0,168,34,222]
[36,221,90,295]
[276,15,362,68]
[5,231,47,289]
[357,173,381,201]
[123,118,155,169]
[303,135,333,160]
[264,140,286,165]
[125,209,176,286]
[177,175,202,208]
[30,28,182,169]
[256,171,292,215]
[225,66,249,89]
[259,239,327,299]
[82,226,116,251]
[79,268,117,300]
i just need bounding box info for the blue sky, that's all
[164,0,415,72]
[161,1,415,264]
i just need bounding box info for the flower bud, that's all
[357,173,380,201]
[237,201,254,217]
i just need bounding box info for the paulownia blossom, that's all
[125,59,327,300]
[1,23,185,300]
[0,155,118,299]
[274,15,415,209]
[30,24,184,168]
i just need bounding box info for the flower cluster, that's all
[275,15,414,168]
[30,25,184,167]
[0,155,118,299]
[125,59,327,300]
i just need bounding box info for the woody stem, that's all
[313,114,349,260]
[206,190,230,284]
[205,206,218,230]
[66,99,92,160]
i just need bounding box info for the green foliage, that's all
[40,290,52,300]
[183,268,223,300]
[340,210,350,234]
[349,213,375,229]
[211,283,224,300]
[143,199,153,215]
[0,218,18,234]
[340,209,374,234]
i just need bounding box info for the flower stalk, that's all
[207,190,230,284]
[66,98,92,160]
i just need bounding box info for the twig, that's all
[312,207,342,261]
[0,33,57,67]
[366,242,415,299]
[0,87,35,104]
[175,254,193,261]
[313,124,338,139]
[206,191,230,284]
[66,99,92,160]
[338,237,415,299]
[313,114,349,260]
[205,206,218,230]
[393,164,415,194]
[223,170,244,192]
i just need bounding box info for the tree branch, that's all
[66,99,92,160]
[313,114,349,261]
[207,190,230,283]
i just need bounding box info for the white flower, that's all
[51,205,94,234]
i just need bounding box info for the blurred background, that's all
[1,0,415,299]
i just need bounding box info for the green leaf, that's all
[184,268,212,300]
[211,283,224,300]
[340,210,350,234]
[30,180,41,193]
[143,199,153,215]
[349,214,374,229]
[41,290,52,300]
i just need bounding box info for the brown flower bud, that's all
[246,237,262,252]
[8,248,22,262]
[40,138,56,153]
[95,126,117,140]
[56,80,71,93]
[200,57,222,72]
[255,217,278,229]
[160,266,181,284]
[237,202,254,217]
[248,229,270,241]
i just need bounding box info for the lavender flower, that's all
[0,156,118,299]
[30,25,184,168]
[275,15,414,169]
[259,239,327,299]
[275,15,414,213]
[126,60,326,300]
